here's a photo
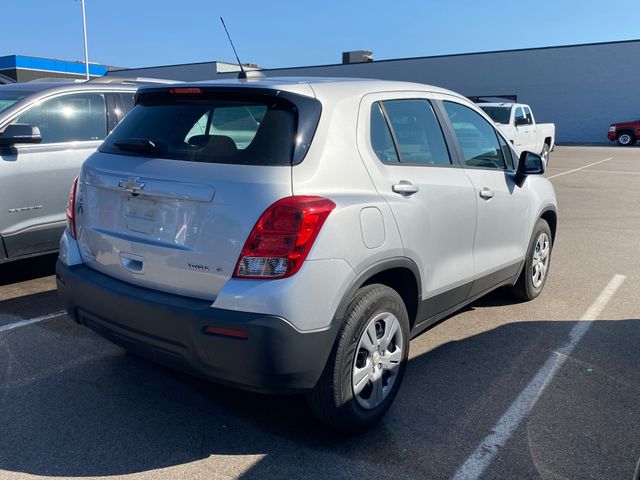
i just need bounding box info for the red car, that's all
[608,120,640,146]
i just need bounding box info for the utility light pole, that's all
[80,0,89,80]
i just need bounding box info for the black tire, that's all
[511,218,553,301]
[616,131,636,146]
[306,284,410,432]
[540,143,550,166]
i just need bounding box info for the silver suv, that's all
[0,79,163,262]
[56,78,557,431]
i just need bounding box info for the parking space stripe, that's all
[570,169,640,176]
[451,274,626,480]
[0,310,66,333]
[547,157,613,179]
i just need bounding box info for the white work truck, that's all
[479,103,555,165]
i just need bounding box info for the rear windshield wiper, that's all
[113,138,157,154]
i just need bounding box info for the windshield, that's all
[480,106,511,125]
[0,92,27,114]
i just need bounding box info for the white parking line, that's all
[571,169,640,176]
[0,310,66,333]
[547,157,613,179]
[451,274,626,480]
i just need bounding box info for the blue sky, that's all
[1,0,637,69]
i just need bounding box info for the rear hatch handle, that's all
[119,252,145,274]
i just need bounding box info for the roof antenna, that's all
[219,17,246,78]
[219,17,264,81]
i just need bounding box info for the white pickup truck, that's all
[478,103,555,165]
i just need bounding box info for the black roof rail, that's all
[469,95,518,103]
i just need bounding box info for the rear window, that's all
[480,106,511,124]
[100,91,299,166]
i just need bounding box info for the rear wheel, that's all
[306,284,409,432]
[511,219,552,300]
[617,132,636,146]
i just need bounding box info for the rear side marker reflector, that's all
[203,326,248,340]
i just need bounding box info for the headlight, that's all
[609,126,616,132]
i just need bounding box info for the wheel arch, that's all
[334,257,422,330]
[617,128,636,139]
[539,206,557,243]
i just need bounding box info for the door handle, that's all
[479,188,495,200]
[392,182,419,196]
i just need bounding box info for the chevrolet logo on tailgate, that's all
[118,177,146,194]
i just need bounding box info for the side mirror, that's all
[514,117,529,127]
[0,124,42,147]
[516,151,545,186]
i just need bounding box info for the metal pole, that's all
[80,0,89,80]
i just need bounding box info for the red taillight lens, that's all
[233,196,336,279]
[66,176,79,239]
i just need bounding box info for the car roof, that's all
[0,81,70,94]
[140,76,469,101]
[0,80,139,96]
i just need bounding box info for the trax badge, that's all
[118,177,146,194]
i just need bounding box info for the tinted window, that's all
[12,93,107,143]
[117,93,135,120]
[370,102,399,163]
[514,107,526,125]
[380,99,451,166]
[185,105,267,149]
[523,106,533,124]
[444,101,506,170]
[0,92,26,114]
[101,95,296,166]
[479,106,511,124]
[498,133,515,170]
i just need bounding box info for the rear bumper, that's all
[56,261,337,394]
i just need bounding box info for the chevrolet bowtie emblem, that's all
[118,177,146,194]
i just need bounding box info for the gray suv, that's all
[56,78,557,431]
[0,80,138,262]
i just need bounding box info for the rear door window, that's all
[370,103,399,163]
[100,92,297,166]
[371,99,451,166]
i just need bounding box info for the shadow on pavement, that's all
[0,253,57,287]
[0,317,638,479]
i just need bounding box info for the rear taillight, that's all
[233,196,336,279]
[66,176,79,239]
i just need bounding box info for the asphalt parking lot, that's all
[0,145,638,480]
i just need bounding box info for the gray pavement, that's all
[0,146,638,479]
